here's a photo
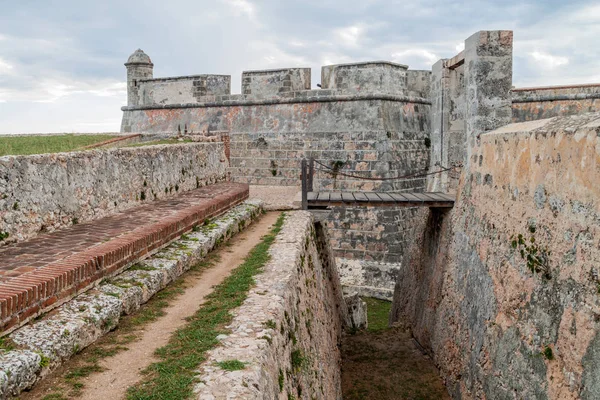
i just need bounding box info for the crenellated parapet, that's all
[137,74,231,106]
[122,53,431,111]
[242,68,311,96]
[321,61,408,94]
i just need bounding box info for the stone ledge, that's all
[121,92,431,111]
[0,200,264,398]
[0,183,249,335]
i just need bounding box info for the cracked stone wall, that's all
[391,113,600,399]
[0,143,228,243]
[195,212,348,400]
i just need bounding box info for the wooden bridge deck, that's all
[307,191,455,209]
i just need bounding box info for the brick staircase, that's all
[0,182,248,334]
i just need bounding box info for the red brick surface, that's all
[0,182,248,334]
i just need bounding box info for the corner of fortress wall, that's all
[392,112,600,399]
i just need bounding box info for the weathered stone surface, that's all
[0,143,227,243]
[242,68,311,96]
[392,113,600,399]
[194,211,348,400]
[0,200,264,399]
[512,84,600,122]
[139,75,231,106]
[345,294,368,331]
[321,61,408,94]
[337,258,401,301]
[122,99,430,191]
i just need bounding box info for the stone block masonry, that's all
[312,205,422,300]
[121,51,432,191]
[0,142,228,243]
[392,112,600,399]
[195,212,348,399]
[242,68,311,96]
[0,182,248,335]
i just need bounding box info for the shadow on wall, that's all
[389,207,452,353]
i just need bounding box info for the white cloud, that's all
[224,0,256,21]
[455,42,465,53]
[569,4,600,23]
[248,40,309,68]
[334,23,367,48]
[391,49,438,65]
[529,51,569,69]
[0,58,13,73]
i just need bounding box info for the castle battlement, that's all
[123,49,432,110]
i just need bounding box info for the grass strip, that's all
[126,212,286,400]
[39,253,220,399]
[0,134,117,156]
[363,297,392,332]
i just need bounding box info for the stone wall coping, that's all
[242,67,311,74]
[323,60,409,69]
[138,74,231,83]
[121,92,431,111]
[512,82,600,92]
[511,92,600,103]
[485,111,600,135]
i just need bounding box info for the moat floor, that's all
[341,327,450,400]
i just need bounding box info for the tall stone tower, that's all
[125,49,153,107]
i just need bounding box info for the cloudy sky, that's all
[0,0,598,133]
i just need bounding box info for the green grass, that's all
[363,297,392,332]
[0,134,117,156]
[39,254,222,399]
[216,360,246,371]
[126,213,285,400]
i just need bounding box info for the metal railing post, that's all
[308,157,314,192]
[301,158,308,210]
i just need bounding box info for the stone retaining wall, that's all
[195,211,348,399]
[0,143,228,243]
[392,113,600,399]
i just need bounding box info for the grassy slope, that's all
[0,134,117,156]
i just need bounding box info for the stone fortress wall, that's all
[0,143,228,243]
[119,31,600,305]
[120,53,432,192]
[120,52,434,300]
[391,30,600,399]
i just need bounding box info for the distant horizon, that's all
[1,0,599,134]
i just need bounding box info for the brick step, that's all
[0,182,249,334]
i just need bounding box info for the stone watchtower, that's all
[125,49,153,107]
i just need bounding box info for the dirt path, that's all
[342,327,451,400]
[24,211,280,400]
